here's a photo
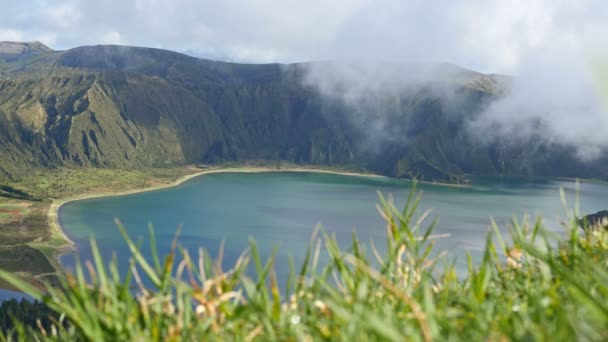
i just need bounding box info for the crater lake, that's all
[58,171,608,285]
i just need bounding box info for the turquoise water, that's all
[58,172,608,286]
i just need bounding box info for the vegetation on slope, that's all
[0,187,606,341]
[2,44,606,184]
[2,166,197,200]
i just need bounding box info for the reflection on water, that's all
[58,172,608,288]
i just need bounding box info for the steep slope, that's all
[0,44,606,183]
[0,47,358,181]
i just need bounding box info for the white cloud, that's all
[100,31,122,45]
[0,29,24,41]
[0,0,603,71]
[47,3,82,30]
[467,44,608,161]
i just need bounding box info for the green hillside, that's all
[0,44,606,184]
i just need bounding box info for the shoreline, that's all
[46,167,222,252]
[43,165,467,271]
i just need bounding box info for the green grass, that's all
[0,199,47,247]
[0,200,30,225]
[7,167,196,200]
[0,246,54,275]
[1,186,608,341]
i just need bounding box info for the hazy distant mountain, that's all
[0,43,605,183]
[0,41,52,62]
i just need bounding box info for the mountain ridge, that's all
[0,43,605,184]
[0,41,53,62]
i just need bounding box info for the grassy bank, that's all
[1,186,607,340]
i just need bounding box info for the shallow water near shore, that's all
[58,172,608,287]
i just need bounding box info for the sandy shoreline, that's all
[44,166,467,267]
[45,167,379,250]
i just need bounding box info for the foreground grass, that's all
[1,187,608,341]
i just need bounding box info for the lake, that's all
[58,172,608,287]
